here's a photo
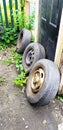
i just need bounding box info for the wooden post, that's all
[55,9,63,95]
[35,0,39,42]
[54,9,63,67]
[25,1,30,17]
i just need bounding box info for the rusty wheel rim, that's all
[31,68,45,94]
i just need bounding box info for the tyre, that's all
[22,42,45,72]
[26,59,60,106]
[16,28,32,53]
[39,44,46,58]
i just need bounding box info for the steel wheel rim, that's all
[31,68,45,94]
[26,49,34,66]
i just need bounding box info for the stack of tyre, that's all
[16,28,60,106]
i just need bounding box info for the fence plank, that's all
[20,0,25,11]
[15,0,19,30]
[0,5,3,25]
[9,0,14,28]
[15,0,18,10]
[3,0,8,27]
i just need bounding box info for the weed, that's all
[0,76,6,85]
[12,10,35,30]
[57,95,63,102]
[15,92,19,96]
[0,28,18,46]
[0,44,3,51]
[2,47,22,67]
[13,70,28,91]
[26,11,35,30]
[1,46,28,91]
[0,42,8,51]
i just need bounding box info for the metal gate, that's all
[38,0,63,60]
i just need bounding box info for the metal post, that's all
[9,0,14,28]
[0,5,3,25]
[3,0,8,27]
[15,0,19,30]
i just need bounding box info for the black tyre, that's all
[26,59,60,106]
[16,28,32,53]
[22,43,45,72]
[39,44,46,58]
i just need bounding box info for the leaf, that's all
[6,39,10,43]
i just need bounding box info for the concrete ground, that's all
[0,49,63,130]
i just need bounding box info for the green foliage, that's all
[0,76,6,85]
[2,48,22,66]
[1,46,28,91]
[57,95,63,102]
[12,10,35,30]
[13,51,28,91]
[16,55,23,72]
[0,10,35,47]
[0,42,8,51]
[13,70,28,91]
[26,12,35,30]
[12,10,25,30]
[12,49,28,91]
[0,27,17,45]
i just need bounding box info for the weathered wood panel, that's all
[55,9,63,94]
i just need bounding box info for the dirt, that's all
[0,48,63,130]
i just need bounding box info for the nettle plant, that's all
[12,10,35,30]
[13,53,28,91]
[13,70,28,91]
[0,27,18,46]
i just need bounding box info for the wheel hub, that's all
[31,68,44,93]
[26,49,34,66]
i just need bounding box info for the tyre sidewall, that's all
[17,28,32,53]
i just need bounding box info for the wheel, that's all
[22,42,45,72]
[16,28,32,53]
[26,59,60,106]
